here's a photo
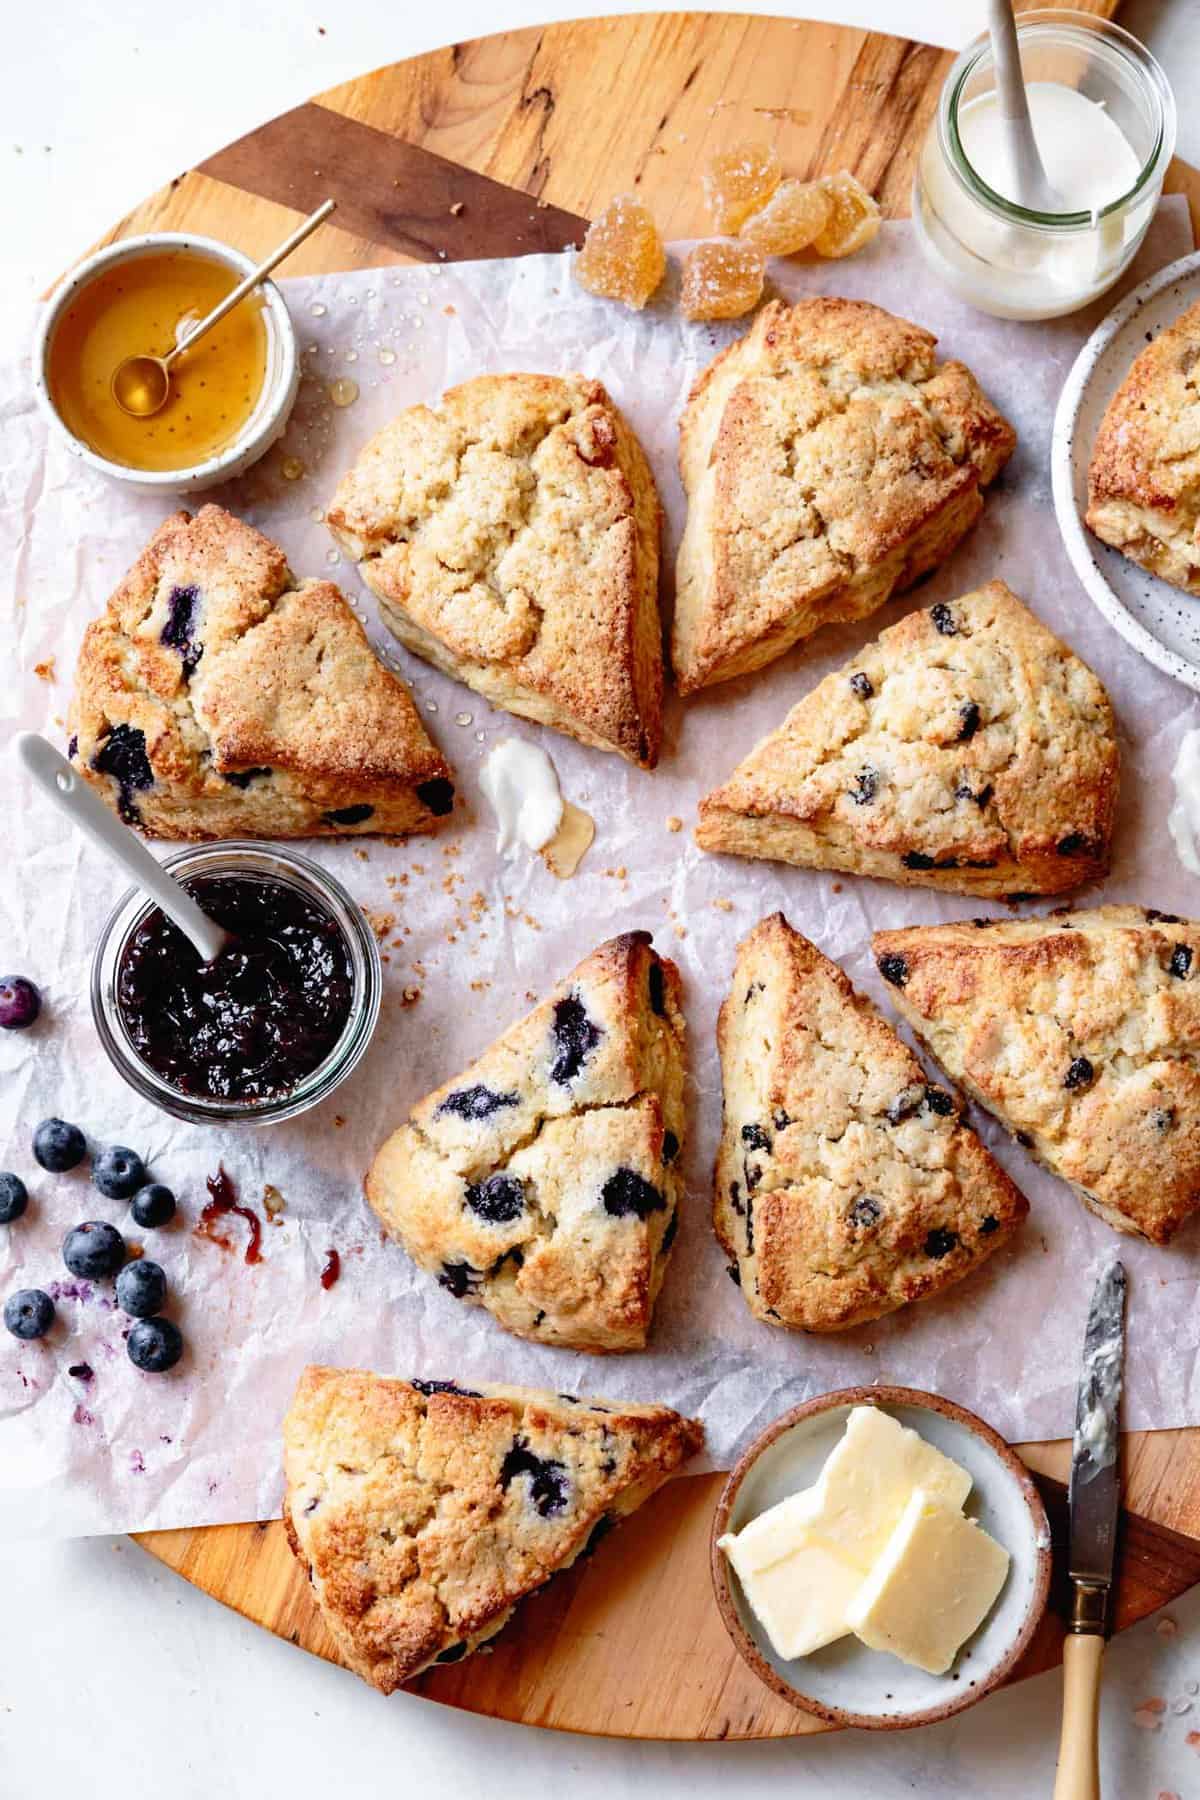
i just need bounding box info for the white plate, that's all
[710,1388,1051,1731]
[1052,248,1200,691]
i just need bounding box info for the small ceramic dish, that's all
[710,1386,1051,1731]
[33,231,300,495]
[1052,247,1200,692]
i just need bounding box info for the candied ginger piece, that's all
[702,141,782,235]
[680,240,766,322]
[740,177,832,256]
[812,171,881,259]
[574,194,665,310]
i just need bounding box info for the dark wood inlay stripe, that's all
[200,101,588,264]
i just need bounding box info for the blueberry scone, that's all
[874,907,1200,1245]
[696,582,1117,897]
[1086,299,1200,595]
[326,374,664,766]
[68,506,455,838]
[715,914,1027,1330]
[673,298,1016,693]
[283,1367,703,1693]
[365,932,686,1352]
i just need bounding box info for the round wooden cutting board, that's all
[68,1,1200,1741]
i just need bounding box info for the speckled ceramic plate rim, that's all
[709,1385,1053,1733]
[1052,247,1200,692]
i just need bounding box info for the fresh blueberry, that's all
[130,1183,176,1228]
[415,778,455,817]
[930,602,959,636]
[499,1437,570,1516]
[740,1123,772,1151]
[91,724,154,824]
[438,1260,482,1298]
[0,1174,28,1224]
[160,583,204,677]
[850,765,878,806]
[1170,945,1194,980]
[849,671,873,699]
[924,1228,960,1258]
[661,1129,680,1167]
[957,700,981,742]
[979,1215,1000,1236]
[63,1220,126,1280]
[115,1260,167,1318]
[126,1316,183,1373]
[849,1196,883,1229]
[1063,1057,1095,1091]
[877,954,909,988]
[323,804,374,827]
[648,960,666,1017]
[4,1288,55,1340]
[92,1145,147,1201]
[1056,833,1093,858]
[600,1167,665,1219]
[33,1118,87,1172]
[0,976,41,1030]
[437,1085,518,1122]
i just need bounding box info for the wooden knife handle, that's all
[1053,1632,1105,1800]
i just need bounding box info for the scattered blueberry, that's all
[93,1145,147,1201]
[877,953,909,987]
[1170,945,1193,979]
[1146,909,1182,924]
[4,1288,55,1340]
[930,602,959,636]
[956,780,993,808]
[130,1183,176,1229]
[464,1173,525,1224]
[0,976,41,1030]
[323,804,374,827]
[1063,1056,1095,1091]
[600,1168,665,1219]
[957,700,981,742]
[415,778,455,817]
[1056,833,1094,858]
[979,1215,1000,1236]
[849,671,874,699]
[115,1260,167,1318]
[437,1085,518,1122]
[127,1316,183,1373]
[223,766,272,789]
[160,583,204,677]
[0,1174,28,1224]
[91,724,154,824]
[661,1210,679,1254]
[727,1262,742,1285]
[885,1084,924,1125]
[924,1228,960,1259]
[33,1117,86,1172]
[436,1642,468,1664]
[661,1129,680,1167]
[63,1220,126,1280]
[741,1123,771,1151]
[648,960,666,1017]
[1151,1107,1176,1134]
[851,765,879,806]
[550,994,603,1085]
[902,851,938,870]
[499,1437,570,1516]
[924,1086,956,1116]
[438,1260,482,1298]
[411,1379,482,1398]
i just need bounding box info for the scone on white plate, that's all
[1086,298,1200,595]
[365,931,686,1352]
[68,506,455,838]
[673,298,1016,693]
[283,1366,703,1693]
[326,373,664,767]
[696,581,1118,898]
[715,914,1028,1330]
[874,906,1200,1245]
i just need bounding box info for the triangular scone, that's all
[326,374,664,766]
[715,914,1027,1330]
[696,582,1117,898]
[874,907,1200,1245]
[283,1367,703,1693]
[68,506,455,838]
[365,932,686,1352]
[1087,299,1200,595]
[672,298,1016,693]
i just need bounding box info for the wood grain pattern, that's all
[78,0,1200,1742]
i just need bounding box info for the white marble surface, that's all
[3,2,1200,1795]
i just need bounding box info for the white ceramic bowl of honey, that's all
[34,232,300,493]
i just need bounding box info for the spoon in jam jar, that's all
[16,733,231,964]
[110,199,335,418]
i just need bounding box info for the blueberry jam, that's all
[116,874,353,1102]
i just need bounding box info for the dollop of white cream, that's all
[1169,729,1200,877]
[959,84,1140,217]
[479,739,564,857]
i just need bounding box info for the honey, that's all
[47,249,270,472]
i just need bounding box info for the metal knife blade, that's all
[1067,1260,1126,1605]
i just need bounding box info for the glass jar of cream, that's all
[913,10,1175,321]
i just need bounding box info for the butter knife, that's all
[1052,1259,1126,1800]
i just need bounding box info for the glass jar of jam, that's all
[91,843,381,1125]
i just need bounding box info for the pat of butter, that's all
[846,1487,1010,1675]
[805,1406,973,1567]
[720,1528,862,1659]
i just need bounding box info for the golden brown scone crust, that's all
[326,374,664,766]
[873,906,1200,1245]
[696,581,1117,898]
[67,506,454,839]
[673,298,1016,693]
[1086,299,1200,594]
[715,914,1027,1331]
[365,932,686,1353]
[282,1367,703,1693]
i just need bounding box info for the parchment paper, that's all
[1,202,1196,1540]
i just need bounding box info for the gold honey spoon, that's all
[111,199,336,418]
